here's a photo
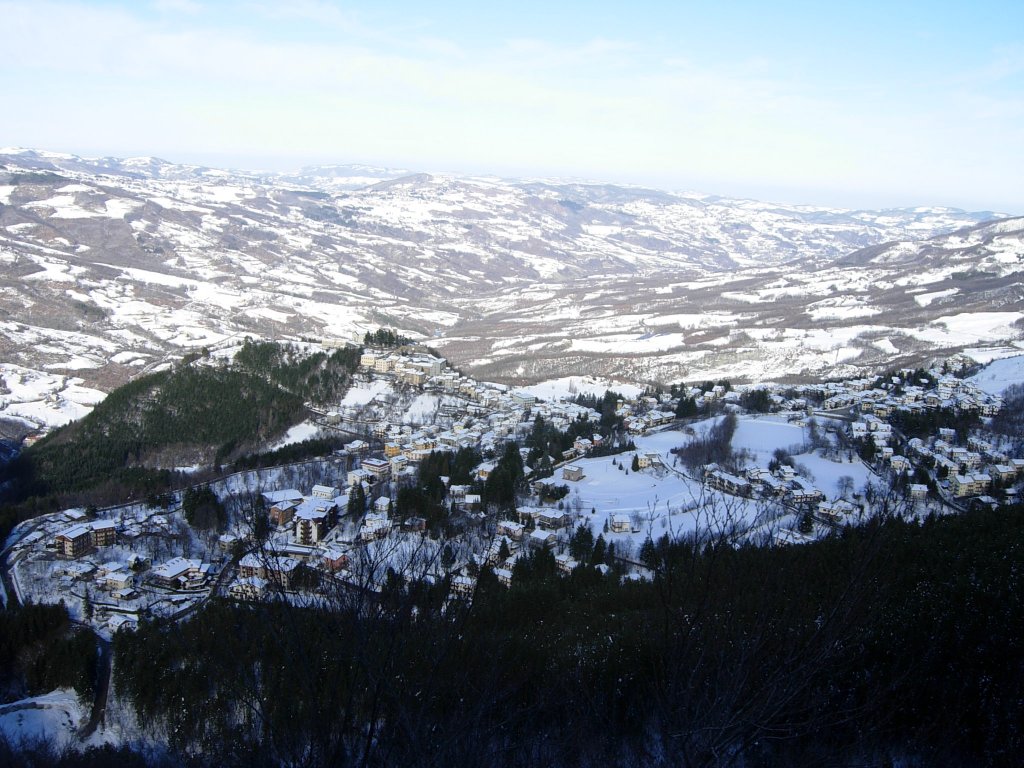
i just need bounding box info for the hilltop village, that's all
[3,342,1017,638]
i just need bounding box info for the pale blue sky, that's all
[1,0,1022,210]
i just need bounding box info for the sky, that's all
[1,0,1023,211]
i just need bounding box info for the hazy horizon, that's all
[2,0,1023,212]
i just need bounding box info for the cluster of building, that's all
[234,553,302,598]
[151,557,212,590]
[693,368,1020,527]
[53,518,117,558]
[265,484,347,545]
[814,372,1003,418]
[478,515,606,591]
[27,506,233,633]
[704,463,826,507]
[352,347,684,462]
[625,406,677,434]
[358,348,445,387]
[18,348,1024,624]
[829,370,1023,508]
[905,430,1024,501]
[838,373,1023,503]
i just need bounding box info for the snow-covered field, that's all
[266,420,322,450]
[338,379,393,408]
[970,354,1024,395]
[731,417,871,493]
[0,364,107,429]
[0,689,85,749]
[564,417,872,555]
[513,376,645,401]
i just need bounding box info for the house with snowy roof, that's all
[563,465,584,482]
[54,520,117,558]
[361,457,391,481]
[705,468,751,497]
[950,473,991,498]
[496,520,525,541]
[788,477,823,504]
[294,502,335,545]
[311,484,340,500]
[610,514,632,534]
[151,557,208,590]
[555,553,578,574]
[528,529,557,550]
[230,576,268,601]
[450,574,476,598]
[239,553,302,589]
[359,512,391,542]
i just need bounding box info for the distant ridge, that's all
[0,147,1020,430]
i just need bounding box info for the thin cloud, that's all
[0,0,1020,210]
[153,0,203,14]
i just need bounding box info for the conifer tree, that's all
[347,483,366,517]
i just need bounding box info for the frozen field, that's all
[562,416,873,556]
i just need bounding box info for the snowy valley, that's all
[2,148,1023,433]
[2,149,1024,767]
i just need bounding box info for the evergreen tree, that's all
[859,439,877,462]
[440,543,455,569]
[799,510,814,534]
[569,524,595,560]
[182,486,226,531]
[347,483,366,517]
[640,536,656,566]
[675,395,698,418]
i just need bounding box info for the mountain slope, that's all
[434,217,1024,384]
[0,147,1019,426]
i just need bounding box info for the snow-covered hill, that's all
[0,147,1020,427]
[436,216,1024,384]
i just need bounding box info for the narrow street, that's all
[78,636,112,742]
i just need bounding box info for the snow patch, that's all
[969,354,1024,395]
[514,376,645,401]
[914,287,959,307]
[339,379,393,408]
[267,420,321,450]
[0,689,86,749]
[873,338,899,355]
[917,312,1023,346]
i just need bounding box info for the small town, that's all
[2,343,1017,640]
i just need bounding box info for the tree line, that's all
[0,603,96,703]
[105,502,1024,767]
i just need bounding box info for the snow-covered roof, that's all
[152,557,199,580]
[239,553,263,569]
[262,489,304,504]
[268,556,300,573]
[55,524,91,540]
[233,576,268,590]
